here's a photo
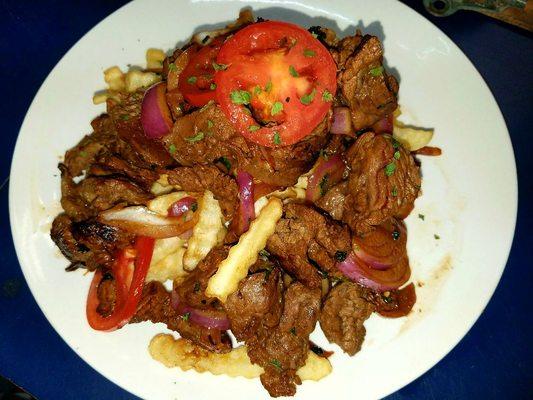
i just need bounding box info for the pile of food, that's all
[51,11,439,397]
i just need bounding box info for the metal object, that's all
[423,0,532,30]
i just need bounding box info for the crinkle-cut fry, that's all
[146,48,166,69]
[125,70,161,92]
[183,191,226,271]
[146,237,188,283]
[104,66,126,91]
[206,197,283,302]
[149,334,332,381]
[392,121,434,151]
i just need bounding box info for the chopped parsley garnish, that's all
[369,66,384,76]
[392,139,401,149]
[289,65,299,77]
[300,88,316,105]
[168,63,177,72]
[254,85,262,95]
[248,125,260,132]
[120,114,130,121]
[259,249,270,258]
[193,282,201,292]
[392,186,398,196]
[212,62,228,71]
[218,156,231,171]
[270,359,282,371]
[418,214,425,220]
[392,230,400,240]
[230,90,251,105]
[290,327,297,336]
[303,49,316,57]
[191,202,198,212]
[182,312,191,322]
[263,265,273,280]
[79,151,88,157]
[434,234,440,240]
[168,144,177,154]
[210,82,217,90]
[319,174,329,196]
[273,132,281,145]
[384,162,396,176]
[271,101,284,116]
[334,251,347,262]
[185,132,205,142]
[187,76,197,84]
[265,80,273,93]
[394,151,401,160]
[207,119,214,129]
[322,89,333,102]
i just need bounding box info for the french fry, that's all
[150,174,181,196]
[206,197,283,302]
[124,70,161,92]
[149,334,332,381]
[393,122,434,151]
[183,191,226,271]
[147,191,190,215]
[146,237,188,283]
[146,48,166,69]
[104,66,125,91]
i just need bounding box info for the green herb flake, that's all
[191,202,198,212]
[369,66,384,77]
[168,63,177,72]
[185,132,205,143]
[207,119,214,129]
[394,151,401,160]
[290,327,297,336]
[265,80,273,93]
[289,65,299,77]
[270,359,282,371]
[168,144,177,154]
[248,125,260,132]
[273,132,281,145]
[392,230,400,240]
[212,62,228,71]
[300,88,316,105]
[418,214,425,221]
[434,234,441,240]
[392,186,398,197]
[182,312,191,322]
[319,173,329,196]
[120,114,130,121]
[263,265,273,280]
[79,151,88,157]
[322,89,333,102]
[334,251,347,262]
[254,85,262,95]
[384,162,396,177]
[303,49,316,57]
[271,101,284,116]
[210,82,217,90]
[187,76,197,84]
[392,139,400,149]
[230,90,251,105]
[193,282,201,292]
[219,156,231,171]
[259,249,270,258]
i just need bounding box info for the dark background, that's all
[1,1,531,399]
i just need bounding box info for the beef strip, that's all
[166,165,238,220]
[50,214,134,271]
[339,35,399,131]
[266,204,351,288]
[343,132,421,233]
[130,281,232,353]
[319,282,375,355]
[162,102,329,187]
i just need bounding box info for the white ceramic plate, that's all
[9,0,517,399]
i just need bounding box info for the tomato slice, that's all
[215,21,337,147]
[178,37,224,107]
[86,236,155,331]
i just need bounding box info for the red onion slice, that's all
[306,154,345,202]
[234,170,255,235]
[171,291,230,330]
[337,252,410,291]
[168,196,197,217]
[141,82,173,139]
[371,114,393,134]
[330,107,353,136]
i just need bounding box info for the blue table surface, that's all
[1,1,531,399]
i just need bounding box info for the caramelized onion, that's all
[337,252,410,291]
[168,196,197,217]
[306,154,345,202]
[233,170,255,235]
[371,114,393,134]
[353,221,406,270]
[330,107,353,135]
[141,82,173,138]
[171,291,230,330]
[99,206,197,238]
